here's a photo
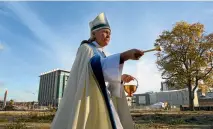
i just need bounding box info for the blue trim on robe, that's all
[88,44,117,129]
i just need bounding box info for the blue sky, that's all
[0,2,213,102]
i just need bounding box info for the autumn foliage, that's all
[155,21,213,110]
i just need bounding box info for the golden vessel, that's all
[123,78,138,97]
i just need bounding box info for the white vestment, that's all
[51,42,134,129]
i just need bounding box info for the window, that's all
[138,96,146,104]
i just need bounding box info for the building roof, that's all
[134,88,189,96]
[39,68,70,76]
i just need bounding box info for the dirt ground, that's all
[0,110,213,129]
[131,109,213,129]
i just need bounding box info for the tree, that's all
[155,21,213,110]
[4,99,15,111]
[9,99,14,106]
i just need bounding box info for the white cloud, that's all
[5,2,78,69]
[0,85,38,102]
[0,81,5,89]
[0,43,3,51]
[136,56,162,93]
[2,2,166,101]
[0,2,95,102]
[106,11,165,94]
[1,2,79,101]
[122,55,162,94]
[119,13,165,94]
[0,40,4,51]
[6,89,37,102]
[203,9,213,15]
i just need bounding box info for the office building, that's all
[134,88,199,107]
[38,69,70,107]
[161,81,178,91]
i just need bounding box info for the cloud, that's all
[203,9,213,15]
[0,40,5,51]
[120,13,165,93]
[105,10,166,94]
[0,83,38,102]
[120,7,213,95]
[136,56,162,93]
[122,55,162,94]
[5,89,37,102]
[0,81,5,88]
[1,2,166,101]
[0,7,7,15]
[5,2,78,69]
[1,2,91,101]
[0,43,4,51]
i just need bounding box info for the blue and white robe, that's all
[89,41,124,129]
[51,42,134,129]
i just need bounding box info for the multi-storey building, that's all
[38,69,70,107]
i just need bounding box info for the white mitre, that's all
[89,13,111,37]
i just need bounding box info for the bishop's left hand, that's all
[121,74,135,83]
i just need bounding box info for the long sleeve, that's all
[100,53,124,98]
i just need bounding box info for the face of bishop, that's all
[93,28,111,47]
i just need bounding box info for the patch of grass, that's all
[0,118,8,122]
[168,119,186,125]
[15,113,54,123]
[5,121,27,129]
[134,123,142,129]
[153,113,169,121]
[133,113,213,126]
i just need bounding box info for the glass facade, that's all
[38,69,70,107]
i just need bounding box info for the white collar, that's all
[92,41,104,52]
